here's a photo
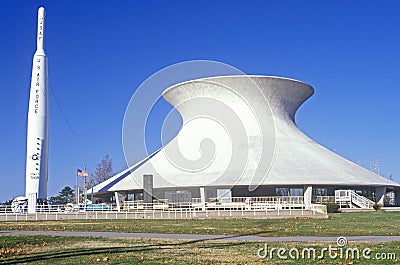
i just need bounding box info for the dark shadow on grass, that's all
[0,231,271,264]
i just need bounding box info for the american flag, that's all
[77,169,88,177]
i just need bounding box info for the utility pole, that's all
[369,159,380,175]
[375,159,380,175]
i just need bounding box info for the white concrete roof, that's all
[92,76,399,194]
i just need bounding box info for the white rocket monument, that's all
[25,7,49,212]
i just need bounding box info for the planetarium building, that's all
[90,76,400,209]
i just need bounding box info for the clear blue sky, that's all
[1,0,399,201]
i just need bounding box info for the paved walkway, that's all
[1,230,399,242]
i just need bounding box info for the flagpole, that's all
[76,172,78,204]
[84,165,87,211]
[76,168,84,206]
[77,167,88,210]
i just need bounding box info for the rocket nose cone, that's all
[38,7,45,18]
[36,7,46,51]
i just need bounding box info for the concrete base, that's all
[339,208,376,213]
[381,207,400,212]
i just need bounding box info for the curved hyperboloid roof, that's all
[92,76,399,194]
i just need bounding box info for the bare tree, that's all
[89,155,114,188]
[120,159,136,172]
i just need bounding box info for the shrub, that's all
[373,203,382,211]
[324,203,340,213]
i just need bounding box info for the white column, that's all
[375,187,386,205]
[395,189,400,206]
[114,192,123,212]
[200,187,206,211]
[304,186,312,210]
[27,193,37,214]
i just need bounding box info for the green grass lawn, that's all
[0,212,399,264]
[0,212,399,237]
[0,235,399,264]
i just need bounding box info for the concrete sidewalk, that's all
[1,230,400,242]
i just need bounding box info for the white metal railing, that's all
[191,198,202,203]
[310,204,328,215]
[335,190,352,208]
[205,196,304,211]
[122,196,305,212]
[0,203,117,214]
[313,196,335,204]
[123,200,170,211]
[0,196,328,216]
[335,190,375,209]
[0,205,19,214]
[0,204,327,221]
[208,196,304,205]
[0,204,327,220]
[350,191,375,209]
